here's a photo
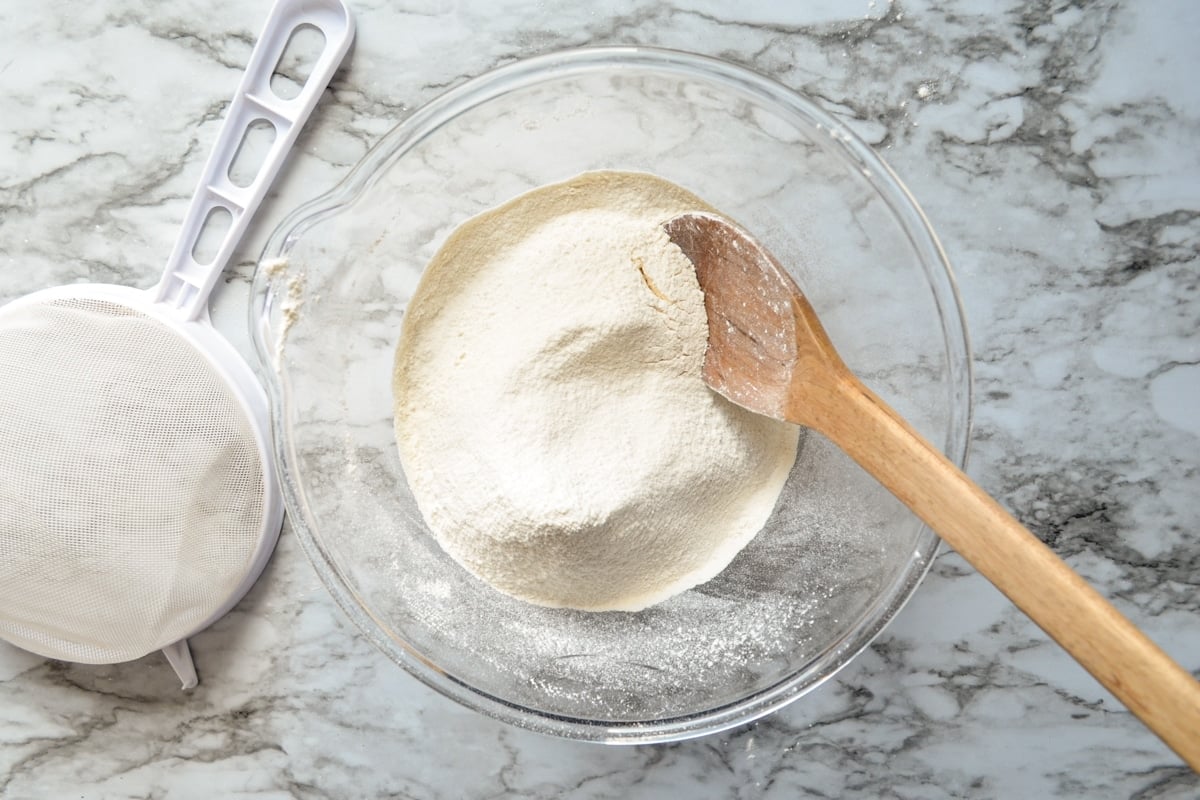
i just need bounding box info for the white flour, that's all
[392,171,799,611]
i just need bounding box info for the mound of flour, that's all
[392,171,799,611]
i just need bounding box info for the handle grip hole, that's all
[228,118,278,188]
[191,206,234,267]
[270,24,327,100]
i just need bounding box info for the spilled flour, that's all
[262,257,306,365]
[392,171,799,611]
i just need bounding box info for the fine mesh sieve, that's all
[0,0,354,688]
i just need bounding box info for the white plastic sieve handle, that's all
[154,0,354,321]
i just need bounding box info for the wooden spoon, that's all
[664,211,1200,771]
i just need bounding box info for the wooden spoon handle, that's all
[803,373,1200,770]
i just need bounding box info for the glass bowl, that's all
[250,47,971,743]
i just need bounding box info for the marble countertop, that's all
[2,1,1198,797]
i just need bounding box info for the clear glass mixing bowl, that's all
[251,47,971,743]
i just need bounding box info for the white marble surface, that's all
[2,0,1198,797]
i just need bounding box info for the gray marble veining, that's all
[1,1,1197,797]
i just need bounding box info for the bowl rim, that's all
[250,44,974,744]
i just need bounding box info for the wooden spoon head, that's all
[664,212,839,423]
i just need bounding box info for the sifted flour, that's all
[392,171,799,611]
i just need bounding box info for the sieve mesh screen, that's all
[0,297,265,663]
